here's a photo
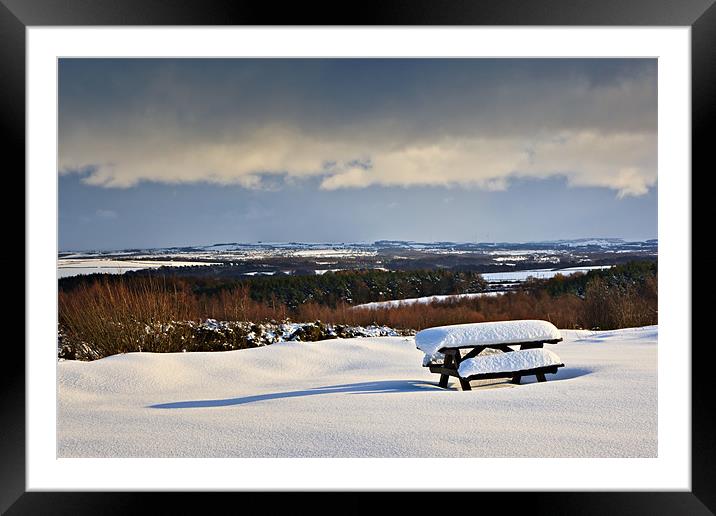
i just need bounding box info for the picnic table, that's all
[416,320,565,391]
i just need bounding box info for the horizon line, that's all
[59,236,659,254]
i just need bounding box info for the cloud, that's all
[59,59,657,197]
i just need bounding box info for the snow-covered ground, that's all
[481,265,611,283]
[351,266,612,309]
[354,292,503,310]
[57,258,220,278]
[57,325,657,458]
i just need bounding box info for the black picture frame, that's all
[4,0,709,513]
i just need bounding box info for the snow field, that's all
[58,326,657,458]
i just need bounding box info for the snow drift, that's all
[57,326,657,458]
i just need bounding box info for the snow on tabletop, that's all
[458,348,563,377]
[415,320,562,356]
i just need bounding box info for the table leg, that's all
[451,349,472,391]
[438,373,449,388]
[438,351,455,389]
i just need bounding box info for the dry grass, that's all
[59,274,657,359]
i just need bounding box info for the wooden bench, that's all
[427,343,564,390]
[416,320,564,391]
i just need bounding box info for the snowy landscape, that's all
[58,325,657,457]
[57,244,659,458]
[58,239,655,279]
[56,58,659,460]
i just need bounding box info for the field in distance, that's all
[58,238,657,279]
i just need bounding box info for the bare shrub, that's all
[59,271,658,360]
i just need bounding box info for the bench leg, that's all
[536,373,547,383]
[459,378,472,391]
[511,374,522,385]
[437,351,457,389]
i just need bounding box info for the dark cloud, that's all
[59,58,657,197]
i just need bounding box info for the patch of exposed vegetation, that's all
[58,261,657,360]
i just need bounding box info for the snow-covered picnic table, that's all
[415,320,564,390]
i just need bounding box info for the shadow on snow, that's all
[148,380,439,409]
[148,367,592,409]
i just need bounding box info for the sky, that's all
[58,58,657,251]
